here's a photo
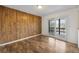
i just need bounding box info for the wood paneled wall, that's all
[0,6,41,43]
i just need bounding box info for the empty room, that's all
[0,5,79,53]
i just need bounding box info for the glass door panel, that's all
[49,18,66,39]
[56,19,59,35]
[49,20,55,35]
[60,19,66,38]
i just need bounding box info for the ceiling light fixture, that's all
[37,5,42,9]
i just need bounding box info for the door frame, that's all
[48,17,67,41]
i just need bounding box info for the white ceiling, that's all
[4,5,79,16]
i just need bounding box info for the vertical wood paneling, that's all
[16,11,30,39]
[0,6,41,43]
[16,11,23,39]
[28,15,34,36]
[33,16,41,35]
[0,6,2,43]
[1,7,17,43]
[22,13,29,37]
[0,7,2,32]
[2,7,8,43]
[38,17,41,34]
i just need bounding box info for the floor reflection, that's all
[0,35,79,53]
[56,40,66,52]
[48,37,66,52]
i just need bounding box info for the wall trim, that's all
[0,34,41,46]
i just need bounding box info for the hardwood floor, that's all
[0,35,79,53]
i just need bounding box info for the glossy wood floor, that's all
[0,35,79,53]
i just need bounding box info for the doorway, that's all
[49,18,66,41]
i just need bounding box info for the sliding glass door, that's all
[49,20,56,35]
[49,18,66,39]
[60,19,66,38]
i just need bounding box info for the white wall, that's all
[42,8,79,44]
